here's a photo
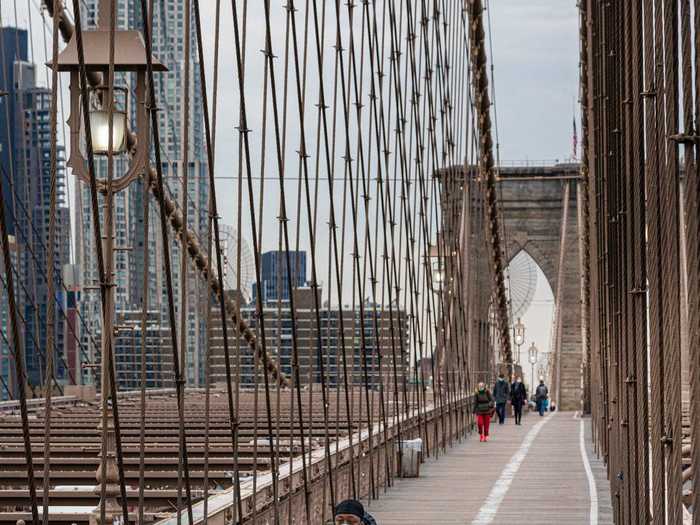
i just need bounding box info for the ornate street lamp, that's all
[427,237,445,294]
[51,5,166,524]
[513,317,525,364]
[56,27,166,192]
[528,342,538,390]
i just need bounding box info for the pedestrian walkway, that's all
[367,411,613,524]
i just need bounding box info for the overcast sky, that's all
[2,0,578,376]
[488,1,580,162]
[487,0,579,376]
[1,0,579,220]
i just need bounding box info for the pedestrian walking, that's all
[492,373,510,424]
[473,382,495,442]
[510,376,527,425]
[535,377,549,416]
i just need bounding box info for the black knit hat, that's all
[334,499,365,518]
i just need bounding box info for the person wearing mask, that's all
[492,373,510,425]
[473,382,495,442]
[535,377,549,416]
[334,499,377,525]
[510,375,527,425]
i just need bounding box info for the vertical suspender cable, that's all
[627,0,651,518]
[660,0,684,520]
[228,0,283,519]
[579,0,593,417]
[136,0,195,520]
[0,98,39,525]
[192,0,246,520]
[202,0,222,519]
[689,0,700,519]
[259,0,312,517]
[176,0,192,518]
[645,0,667,517]
[137,13,156,524]
[67,3,131,523]
[41,0,61,521]
[138,163,150,525]
[288,0,340,511]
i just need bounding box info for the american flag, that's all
[572,115,578,160]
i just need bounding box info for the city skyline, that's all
[1,1,579,255]
[0,1,578,394]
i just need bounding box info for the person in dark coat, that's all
[492,373,510,425]
[535,378,549,416]
[473,382,495,442]
[334,499,377,525]
[510,375,527,425]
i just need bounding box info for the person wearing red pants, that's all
[473,382,495,442]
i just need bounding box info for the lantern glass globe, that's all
[89,109,127,155]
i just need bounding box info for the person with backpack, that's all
[510,375,527,425]
[535,378,549,416]
[492,373,510,424]
[473,382,495,441]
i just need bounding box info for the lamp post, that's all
[513,317,525,365]
[427,238,445,295]
[528,342,538,391]
[51,6,166,524]
[427,237,447,377]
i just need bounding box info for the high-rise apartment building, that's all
[210,288,410,389]
[0,27,27,237]
[254,251,307,303]
[93,309,174,391]
[0,235,19,400]
[0,27,72,389]
[76,2,209,386]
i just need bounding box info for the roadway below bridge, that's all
[366,411,612,524]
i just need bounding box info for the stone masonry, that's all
[498,164,583,411]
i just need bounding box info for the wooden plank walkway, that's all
[366,411,613,524]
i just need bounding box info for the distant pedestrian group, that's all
[473,373,550,441]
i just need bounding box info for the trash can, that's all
[399,438,423,478]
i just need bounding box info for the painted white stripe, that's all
[471,416,550,524]
[580,418,599,525]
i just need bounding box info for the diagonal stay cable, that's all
[286,0,338,512]
[135,0,195,520]
[228,0,282,520]
[258,0,314,519]
[308,0,360,498]
[42,0,61,520]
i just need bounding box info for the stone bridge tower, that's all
[498,164,583,411]
[439,163,584,411]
